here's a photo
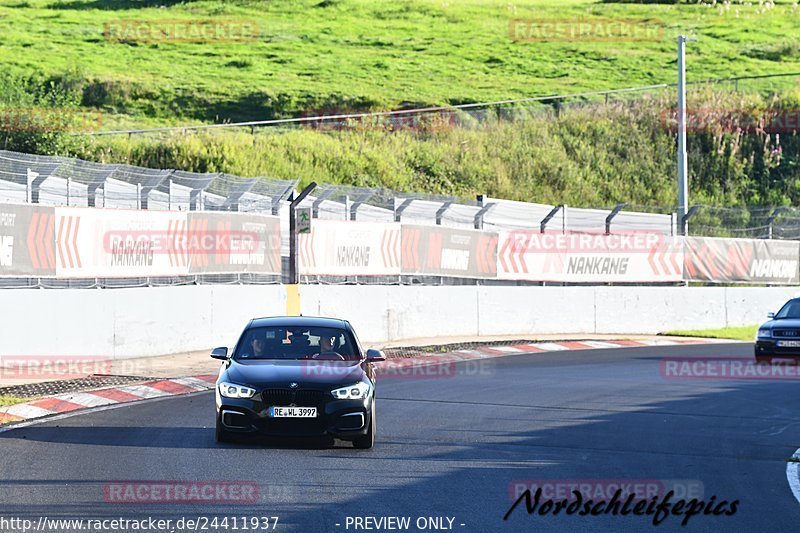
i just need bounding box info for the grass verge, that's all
[662,325,758,341]
[0,396,29,407]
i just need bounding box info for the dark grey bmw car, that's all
[212,316,385,448]
[754,298,800,363]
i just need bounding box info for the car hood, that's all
[763,319,800,329]
[223,359,366,388]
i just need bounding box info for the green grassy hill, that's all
[1,0,800,211]
[1,0,800,128]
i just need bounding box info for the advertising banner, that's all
[4,200,800,285]
[684,237,800,284]
[0,203,56,277]
[186,212,281,275]
[401,225,497,279]
[54,207,187,278]
[52,207,281,278]
[496,230,684,283]
[299,219,400,276]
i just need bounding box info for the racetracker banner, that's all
[299,219,401,276]
[53,207,281,278]
[496,230,684,283]
[684,236,800,284]
[401,225,497,279]
[0,203,56,277]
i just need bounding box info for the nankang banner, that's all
[298,219,401,276]
[684,237,800,284]
[496,230,684,283]
[0,203,56,277]
[51,206,282,278]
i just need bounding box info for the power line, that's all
[74,71,800,137]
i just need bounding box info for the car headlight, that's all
[331,382,371,400]
[756,328,771,340]
[218,381,256,399]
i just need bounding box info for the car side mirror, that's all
[366,348,386,362]
[210,347,229,360]
[767,312,775,319]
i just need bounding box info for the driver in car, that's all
[240,332,268,358]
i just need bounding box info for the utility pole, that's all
[677,35,697,236]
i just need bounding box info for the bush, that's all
[61,89,800,209]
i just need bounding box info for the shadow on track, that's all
[0,425,345,450]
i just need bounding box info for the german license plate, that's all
[269,406,317,418]
[776,340,800,347]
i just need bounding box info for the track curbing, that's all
[0,339,734,427]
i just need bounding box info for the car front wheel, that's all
[215,415,236,443]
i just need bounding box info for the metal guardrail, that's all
[2,146,800,288]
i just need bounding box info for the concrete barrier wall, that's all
[1,285,797,359]
[0,285,286,359]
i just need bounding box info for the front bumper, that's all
[754,339,800,357]
[216,389,372,439]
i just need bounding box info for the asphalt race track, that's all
[1,343,799,532]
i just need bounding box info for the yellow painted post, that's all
[285,284,301,316]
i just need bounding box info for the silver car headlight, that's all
[331,382,371,400]
[756,328,771,340]
[218,381,256,399]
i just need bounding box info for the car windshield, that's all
[774,300,800,319]
[233,326,360,361]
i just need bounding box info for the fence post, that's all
[394,198,414,222]
[605,203,627,235]
[289,182,317,285]
[765,206,787,239]
[26,168,38,203]
[312,188,334,218]
[272,181,297,216]
[474,200,495,230]
[349,191,373,221]
[436,198,456,225]
[681,205,701,236]
[540,205,565,233]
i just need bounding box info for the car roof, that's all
[248,316,349,329]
